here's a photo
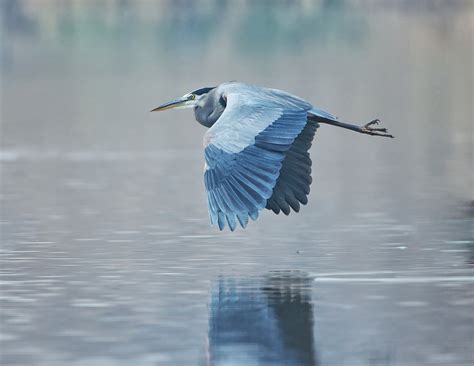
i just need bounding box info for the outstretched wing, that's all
[203,84,312,231]
[265,120,319,215]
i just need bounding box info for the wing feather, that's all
[204,84,311,230]
[265,120,319,215]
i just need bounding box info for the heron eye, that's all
[190,94,196,100]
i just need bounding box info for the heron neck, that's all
[194,106,223,128]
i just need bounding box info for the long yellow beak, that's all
[150,96,191,112]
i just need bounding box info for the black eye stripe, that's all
[192,87,215,96]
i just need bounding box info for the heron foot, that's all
[360,119,394,138]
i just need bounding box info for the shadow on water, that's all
[206,271,318,366]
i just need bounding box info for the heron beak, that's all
[150,95,193,112]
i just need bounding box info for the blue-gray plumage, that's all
[151,82,393,231]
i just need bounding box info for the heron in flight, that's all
[152,82,392,231]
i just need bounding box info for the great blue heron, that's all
[151,81,392,231]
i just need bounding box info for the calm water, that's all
[1,1,473,365]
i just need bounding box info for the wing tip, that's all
[212,210,256,231]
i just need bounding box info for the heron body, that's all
[152,82,393,231]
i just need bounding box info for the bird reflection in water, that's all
[206,271,317,366]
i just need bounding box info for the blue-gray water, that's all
[1,1,473,365]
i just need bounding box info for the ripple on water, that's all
[71,299,112,308]
[396,301,429,307]
[0,333,18,342]
[314,276,474,284]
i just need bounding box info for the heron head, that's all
[151,87,215,112]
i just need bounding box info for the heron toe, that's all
[361,119,393,138]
